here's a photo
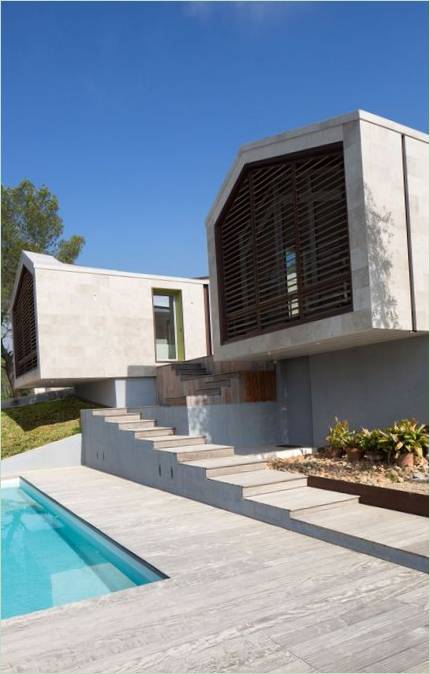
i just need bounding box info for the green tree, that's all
[1,180,85,395]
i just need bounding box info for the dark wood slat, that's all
[12,267,38,377]
[215,143,353,343]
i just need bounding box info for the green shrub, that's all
[326,418,429,463]
[377,419,429,463]
[356,428,386,453]
[326,418,355,450]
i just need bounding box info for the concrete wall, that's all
[360,121,413,330]
[1,434,82,477]
[138,401,280,449]
[13,252,209,388]
[282,335,429,447]
[206,111,428,363]
[76,378,157,408]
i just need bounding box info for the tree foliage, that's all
[1,179,85,393]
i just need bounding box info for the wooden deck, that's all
[2,466,428,673]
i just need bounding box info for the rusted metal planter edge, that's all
[307,475,429,517]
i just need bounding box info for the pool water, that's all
[1,479,164,619]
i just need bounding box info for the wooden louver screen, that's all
[216,144,353,343]
[12,267,38,377]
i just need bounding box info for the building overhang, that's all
[206,111,429,363]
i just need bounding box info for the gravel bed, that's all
[269,454,429,495]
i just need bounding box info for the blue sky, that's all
[2,1,428,277]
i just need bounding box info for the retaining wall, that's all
[1,434,82,476]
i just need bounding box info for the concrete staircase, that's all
[85,408,428,573]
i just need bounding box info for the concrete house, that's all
[9,110,429,450]
[10,251,211,407]
[206,110,429,446]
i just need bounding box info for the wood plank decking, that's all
[2,466,428,673]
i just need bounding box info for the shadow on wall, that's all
[364,184,400,329]
[187,401,280,449]
[124,378,157,409]
[124,366,159,408]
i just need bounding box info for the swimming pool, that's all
[1,478,165,619]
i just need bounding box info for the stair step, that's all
[184,454,269,477]
[165,397,187,406]
[180,373,210,381]
[203,374,238,384]
[105,414,141,423]
[177,365,206,369]
[208,461,269,477]
[135,427,175,438]
[246,487,359,516]
[118,420,156,430]
[201,379,231,388]
[196,387,221,396]
[92,408,128,417]
[292,502,429,560]
[160,444,235,462]
[141,435,207,449]
[210,469,307,496]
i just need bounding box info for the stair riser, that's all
[243,479,307,497]
[177,447,234,462]
[206,462,268,477]
[151,436,206,449]
[135,429,174,438]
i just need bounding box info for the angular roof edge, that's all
[23,251,208,285]
[8,251,208,312]
[205,110,428,227]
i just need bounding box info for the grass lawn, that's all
[1,397,99,459]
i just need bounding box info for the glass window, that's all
[285,248,299,317]
[153,294,177,361]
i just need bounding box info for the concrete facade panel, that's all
[360,121,412,330]
[283,335,428,447]
[14,254,209,387]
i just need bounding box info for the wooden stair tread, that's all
[158,443,232,454]
[247,486,358,511]
[295,502,429,553]
[211,469,305,487]
[183,455,268,468]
